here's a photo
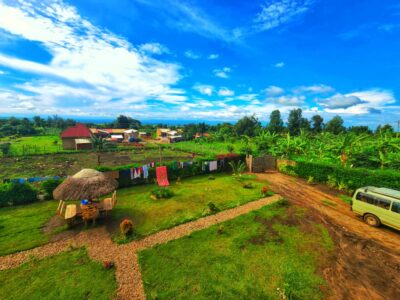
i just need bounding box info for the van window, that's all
[392,202,400,214]
[355,192,391,210]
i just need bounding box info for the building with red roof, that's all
[60,123,93,150]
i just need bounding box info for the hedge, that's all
[0,182,38,207]
[97,155,245,188]
[287,160,400,190]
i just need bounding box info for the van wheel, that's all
[363,214,381,227]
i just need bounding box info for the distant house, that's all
[61,124,93,150]
[139,132,151,139]
[195,132,210,139]
[156,128,183,143]
[124,129,139,141]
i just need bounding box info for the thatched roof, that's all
[53,169,118,200]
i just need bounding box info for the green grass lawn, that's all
[0,200,64,256]
[111,173,267,241]
[0,248,117,300]
[165,140,244,156]
[139,201,333,299]
[0,135,63,156]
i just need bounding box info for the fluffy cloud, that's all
[265,85,284,96]
[269,95,305,106]
[0,0,184,115]
[274,62,285,68]
[319,89,396,114]
[218,87,235,96]
[294,84,334,94]
[184,50,201,59]
[318,94,365,109]
[208,54,219,59]
[139,43,170,55]
[193,84,214,96]
[213,67,231,78]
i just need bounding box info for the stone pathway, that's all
[0,194,282,300]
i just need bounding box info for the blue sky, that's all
[0,0,399,127]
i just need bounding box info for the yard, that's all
[139,200,333,299]
[0,173,266,255]
[110,173,267,241]
[0,248,117,300]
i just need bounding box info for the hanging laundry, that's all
[27,178,35,183]
[143,165,149,179]
[209,161,218,172]
[130,168,134,180]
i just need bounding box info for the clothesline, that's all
[2,158,228,184]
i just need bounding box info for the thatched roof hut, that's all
[53,169,118,200]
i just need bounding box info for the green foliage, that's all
[229,160,246,177]
[325,115,346,135]
[41,178,63,200]
[288,160,400,191]
[207,201,220,213]
[234,115,261,137]
[0,142,11,156]
[267,109,284,133]
[151,187,174,199]
[0,182,37,207]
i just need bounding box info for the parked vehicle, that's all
[352,186,400,230]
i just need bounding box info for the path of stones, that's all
[0,195,282,300]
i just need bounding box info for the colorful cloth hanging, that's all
[156,166,170,187]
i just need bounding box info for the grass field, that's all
[0,135,63,156]
[0,248,117,300]
[139,201,333,299]
[165,140,243,156]
[0,200,63,256]
[111,173,267,241]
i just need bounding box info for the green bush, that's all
[151,187,174,199]
[288,160,400,191]
[0,182,38,207]
[41,178,63,200]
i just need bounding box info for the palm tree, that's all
[370,132,400,169]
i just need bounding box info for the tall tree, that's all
[376,124,394,134]
[234,115,261,137]
[267,110,284,133]
[114,115,141,129]
[311,115,324,133]
[325,116,346,135]
[287,108,303,136]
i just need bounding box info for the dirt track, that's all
[257,172,400,300]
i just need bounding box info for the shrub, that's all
[0,143,11,156]
[151,187,174,199]
[208,175,215,180]
[41,178,63,200]
[0,182,37,207]
[242,182,254,189]
[120,219,134,236]
[289,160,400,190]
[207,202,220,213]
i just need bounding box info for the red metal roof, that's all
[61,123,92,138]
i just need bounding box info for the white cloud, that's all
[274,62,285,68]
[218,87,235,97]
[319,89,396,114]
[0,0,185,115]
[208,54,219,59]
[253,0,315,32]
[294,84,334,94]
[193,84,214,96]
[265,85,284,96]
[213,67,231,78]
[184,50,201,59]
[139,42,170,55]
[0,70,5,75]
[268,95,305,106]
[236,93,258,101]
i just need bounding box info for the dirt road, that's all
[257,172,400,300]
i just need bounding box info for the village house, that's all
[61,123,93,150]
[156,128,183,143]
